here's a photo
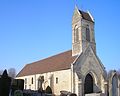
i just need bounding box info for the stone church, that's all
[16,7,120,96]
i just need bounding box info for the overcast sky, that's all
[0,0,120,73]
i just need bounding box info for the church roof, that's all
[79,10,93,22]
[17,50,77,77]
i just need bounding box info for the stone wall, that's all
[16,69,72,95]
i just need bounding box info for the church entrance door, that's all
[84,73,93,94]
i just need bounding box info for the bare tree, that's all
[8,68,16,78]
[117,69,120,74]
[0,69,3,75]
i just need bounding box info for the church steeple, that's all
[72,7,96,56]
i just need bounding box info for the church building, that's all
[16,7,120,96]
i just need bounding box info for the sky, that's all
[0,0,120,74]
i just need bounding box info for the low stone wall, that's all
[85,93,106,96]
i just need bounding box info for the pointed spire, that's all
[74,4,81,16]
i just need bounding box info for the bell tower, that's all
[72,6,96,56]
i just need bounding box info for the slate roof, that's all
[17,50,77,77]
[79,10,93,22]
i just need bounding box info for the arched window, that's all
[31,77,33,84]
[74,26,79,42]
[56,77,58,84]
[84,73,93,94]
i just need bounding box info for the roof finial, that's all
[74,0,84,11]
[74,0,79,8]
[74,0,79,12]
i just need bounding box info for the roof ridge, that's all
[27,49,72,65]
[17,49,77,77]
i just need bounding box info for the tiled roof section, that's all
[17,50,77,77]
[79,10,93,22]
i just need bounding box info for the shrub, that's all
[45,86,52,94]
[69,93,77,96]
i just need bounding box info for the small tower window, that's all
[56,77,58,84]
[86,25,90,42]
[74,26,79,42]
